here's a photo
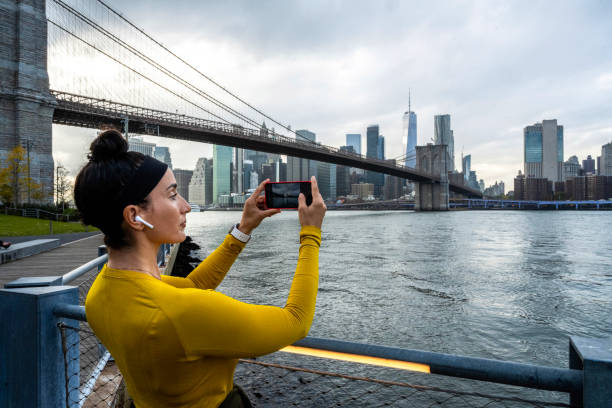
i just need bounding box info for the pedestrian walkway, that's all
[0,230,100,246]
[0,233,104,287]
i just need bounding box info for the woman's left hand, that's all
[238,179,280,235]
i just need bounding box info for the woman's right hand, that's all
[298,176,326,229]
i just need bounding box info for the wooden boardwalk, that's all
[0,233,105,287]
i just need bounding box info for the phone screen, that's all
[264,181,313,209]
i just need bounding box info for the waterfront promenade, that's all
[0,233,104,287]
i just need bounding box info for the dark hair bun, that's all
[88,129,128,162]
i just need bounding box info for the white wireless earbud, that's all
[135,215,154,229]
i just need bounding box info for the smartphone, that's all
[264,181,313,209]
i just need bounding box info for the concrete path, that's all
[0,231,101,246]
[0,233,104,287]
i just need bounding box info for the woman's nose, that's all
[182,196,191,213]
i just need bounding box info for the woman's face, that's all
[140,169,191,244]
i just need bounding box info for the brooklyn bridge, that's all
[1,0,482,211]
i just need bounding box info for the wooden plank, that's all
[0,234,104,287]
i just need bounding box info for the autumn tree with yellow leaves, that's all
[0,145,44,206]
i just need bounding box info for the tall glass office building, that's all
[346,134,361,155]
[402,111,417,168]
[601,142,612,176]
[434,114,454,171]
[294,129,316,180]
[366,125,379,159]
[523,119,563,182]
[462,154,471,183]
[296,129,316,143]
[317,161,336,201]
[153,146,173,169]
[378,135,385,160]
[366,125,384,196]
[213,145,232,204]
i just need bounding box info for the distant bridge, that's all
[454,199,612,210]
[52,91,483,198]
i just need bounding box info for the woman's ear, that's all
[123,205,145,231]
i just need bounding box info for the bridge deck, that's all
[0,234,104,287]
[51,91,483,198]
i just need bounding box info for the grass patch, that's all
[0,214,97,236]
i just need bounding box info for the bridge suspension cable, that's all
[94,0,310,144]
[46,18,232,126]
[50,0,264,129]
[47,0,319,145]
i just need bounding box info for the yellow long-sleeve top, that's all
[85,226,321,408]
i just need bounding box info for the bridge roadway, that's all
[50,90,482,198]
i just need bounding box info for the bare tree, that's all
[55,164,72,210]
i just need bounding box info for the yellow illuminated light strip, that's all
[279,346,430,374]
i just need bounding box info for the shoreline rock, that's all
[170,236,202,278]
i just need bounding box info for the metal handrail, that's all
[295,337,582,394]
[60,244,170,285]
[61,254,108,284]
[53,304,582,395]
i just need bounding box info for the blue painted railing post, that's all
[0,285,80,408]
[570,336,612,407]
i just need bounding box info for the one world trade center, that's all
[402,91,417,168]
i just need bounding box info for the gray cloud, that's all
[54,0,612,188]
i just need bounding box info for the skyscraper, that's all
[462,154,471,183]
[243,160,254,190]
[366,125,379,159]
[293,129,316,180]
[173,169,192,202]
[314,162,336,201]
[153,146,172,169]
[128,137,155,157]
[232,148,244,193]
[583,155,595,174]
[213,145,232,204]
[189,158,213,206]
[296,129,316,143]
[523,119,563,183]
[346,134,361,155]
[378,135,385,160]
[434,114,454,171]
[402,92,417,168]
[296,129,317,179]
[366,125,384,197]
[563,156,580,181]
[286,156,310,181]
[336,146,354,197]
[601,142,612,176]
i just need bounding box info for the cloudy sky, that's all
[53,0,612,189]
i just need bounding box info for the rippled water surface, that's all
[185,210,612,369]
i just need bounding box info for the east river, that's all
[185,210,612,405]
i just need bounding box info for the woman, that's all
[75,130,326,407]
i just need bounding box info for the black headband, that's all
[116,156,168,210]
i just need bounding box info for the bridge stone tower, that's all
[0,0,56,204]
[414,144,449,211]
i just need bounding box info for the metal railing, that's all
[4,207,79,222]
[1,246,611,407]
[455,199,612,210]
[60,243,171,286]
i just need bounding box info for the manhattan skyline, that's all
[52,0,612,190]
